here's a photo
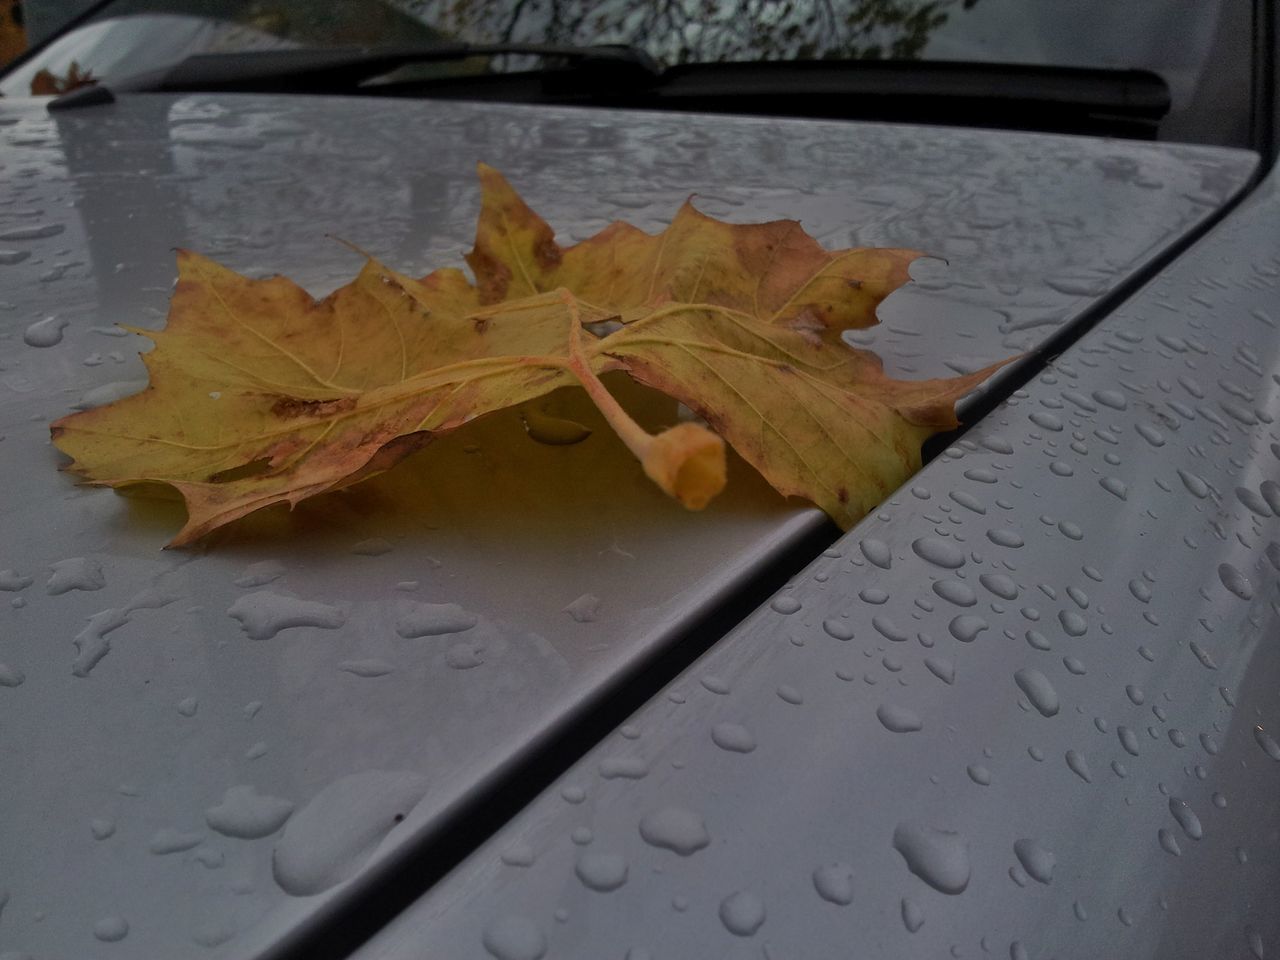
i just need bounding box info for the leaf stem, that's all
[559,289,653,461]
[558,288,726,510]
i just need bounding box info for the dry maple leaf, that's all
[29,60,97,96]
[51,164,1009,546]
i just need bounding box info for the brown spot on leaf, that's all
[534,238,562,270]
[270,396,356,419]
[208,458,272,483]
[837,486,849,505]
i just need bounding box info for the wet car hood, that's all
[0,91,1257,959]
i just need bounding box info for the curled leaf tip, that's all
[640,422,727,511]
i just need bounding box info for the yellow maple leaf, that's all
[51,164,1009,546]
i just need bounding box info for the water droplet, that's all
[1099,477,1128,501]
[149,827,205,855]
[812,863,855,905]
[598,755,650,779]
[1092,389,1127,410]
[979,573,1018,600]
[563,593,600,623]
[1190,640,1217,669]
[445,644,484,670]
[229,592,345,640]
[272,771,427,895]
[912,537,966,569]
[719,891,765,936]
[1058,520,1084,541]
[711,722,757,753]
[339,659,395,678]
[1218,563,1253,600]
[859,586,889,604]
[0,223,64,242]
[575,852,628,892]
[501,842,536,867]
[1248,927,1265,960]
[638,806,709,855]
[1259,481,1280,516]
[877,703,923,733]
[1059,610,1087,637]
[967,764,991,786]
[1236,487,1273,518]
[933,579,977,607]
[93,916,129,943]
[1254,726,1280,760]
[46,556,105,595]
[860,538,892,569]
[700,675,731,695]
[823,618,855,641]
[925,657,955,685]
[23,315,68,347]
[1168,797,1203,840]
[1029,411,1064,432]
[1135,422,1165,446]
[901,897,925,932]
[190,920,235,947]
[1118,726,1140,756]
[987,528,1025,548]
[74,378,147,410]
[0,570,33,592]
[1026,630,1051,650]
[1013,838,1055,884]
[893,822,970,894]
[91,818,116,840]
[872,615,909,643]
[1176,469,1209,498]
[950,490,987,514]
[0,663,24,688]
[1065,749,1092,782]
[234,560,285,588]
[1014,668,1059,717]
[206,785,294,839]
[949,615,989,643]
[482,915,546,960]
[770,595,802,615]
[1221,401,1257,425]
[395,601,477,637]
[776,684,804,704]
[1158,828,1182,856]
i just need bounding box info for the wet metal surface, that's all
[0,92,1257,958]
[357,158,1280,960]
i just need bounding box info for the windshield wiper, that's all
[53,46,1169,141]
[106,43,660,95]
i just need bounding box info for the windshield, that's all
[0,0,1253,147]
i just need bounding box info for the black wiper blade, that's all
[116,43,660,95]
[658,60,1171,119]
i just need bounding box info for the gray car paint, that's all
[355,149,1280,960]
[0,92,1258,958]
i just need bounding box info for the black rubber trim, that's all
[1253,0,1278,169]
